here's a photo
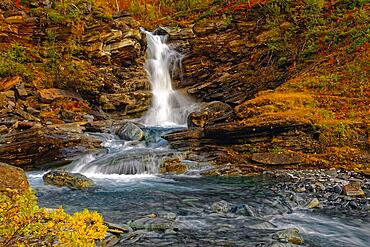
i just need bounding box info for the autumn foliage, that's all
[0,189,107,246]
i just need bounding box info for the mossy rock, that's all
[43,170,95,189]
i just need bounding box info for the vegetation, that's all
[0,188,107,246]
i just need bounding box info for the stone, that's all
[230,204,255,216]
[43,171,95,189]
[0,76,21,91]
[15,83,28,99]
[0,125,8,134]
[157,211,177,220]
[187,101,234,128]
[159,158,187,174]
[306,198,320,209]
[343,180,365,197]
[129,217,174,232]
[211,200,231,213]
[273,228,304,245]
[333,185,342,194]
[117,122,144,141]
[252,152,303,165]
[38,88,82,103]
[0,163,29,192]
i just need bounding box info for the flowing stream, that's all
[27,30,370,246]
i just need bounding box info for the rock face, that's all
[252,152,303,165]
[159,158,187,174]
[43,170,95,189]
[0,127,101,170]
[187,101,234,128]
[0,163,29,192]
[117,122,145,141]
[169,14,292,105]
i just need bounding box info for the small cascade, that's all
[141,28,193,126]
[70,149,184,175]
[69,129,186,175]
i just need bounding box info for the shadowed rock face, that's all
[0,128,101,170]
[167,12,292,106]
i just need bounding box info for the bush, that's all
[0,189,107,246]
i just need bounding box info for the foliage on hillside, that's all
[0,188,107,246]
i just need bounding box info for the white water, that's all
[141,28,193,126]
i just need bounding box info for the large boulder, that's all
[0,163,29,192]
[43,171,95,189]
[187,101,234,128]
[117,122,144,141]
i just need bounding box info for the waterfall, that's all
[141,28,193,126]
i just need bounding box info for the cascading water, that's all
[69,29,196,175]
[141,28,193,126]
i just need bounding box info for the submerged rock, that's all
[306,198,320,209]
[273,228,304,245]
[0,163,29,192]
[211,200,231,213]
[43,171,95,189]
[129,217,175,232]
[117,122,145,141]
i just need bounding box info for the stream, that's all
[27,29,370,246]
[27,127,370,247]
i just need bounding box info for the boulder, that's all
[159,158,187,174]
[43,171,95,189]
[187,101,234,128]
[0,163,29,192]
[117,122,144,141]
[343,180,365,197]
[251,152,303,165]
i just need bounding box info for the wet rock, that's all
[333,185,343,194]
[230,204,255,216]
[117,122,144,141]
[0,163,29,192]
[43,171,95,189]
[187,101,234,128]
[252,152,303,165]
[306,198,320,209]
[273,228,304,245]
[211,200,231,213]
[157,211,177,220]
[105,222,132,235]
[343,180,365,197]
[160,158,187,174]
[129,217,175,232]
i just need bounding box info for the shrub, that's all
[0,189,107,246]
